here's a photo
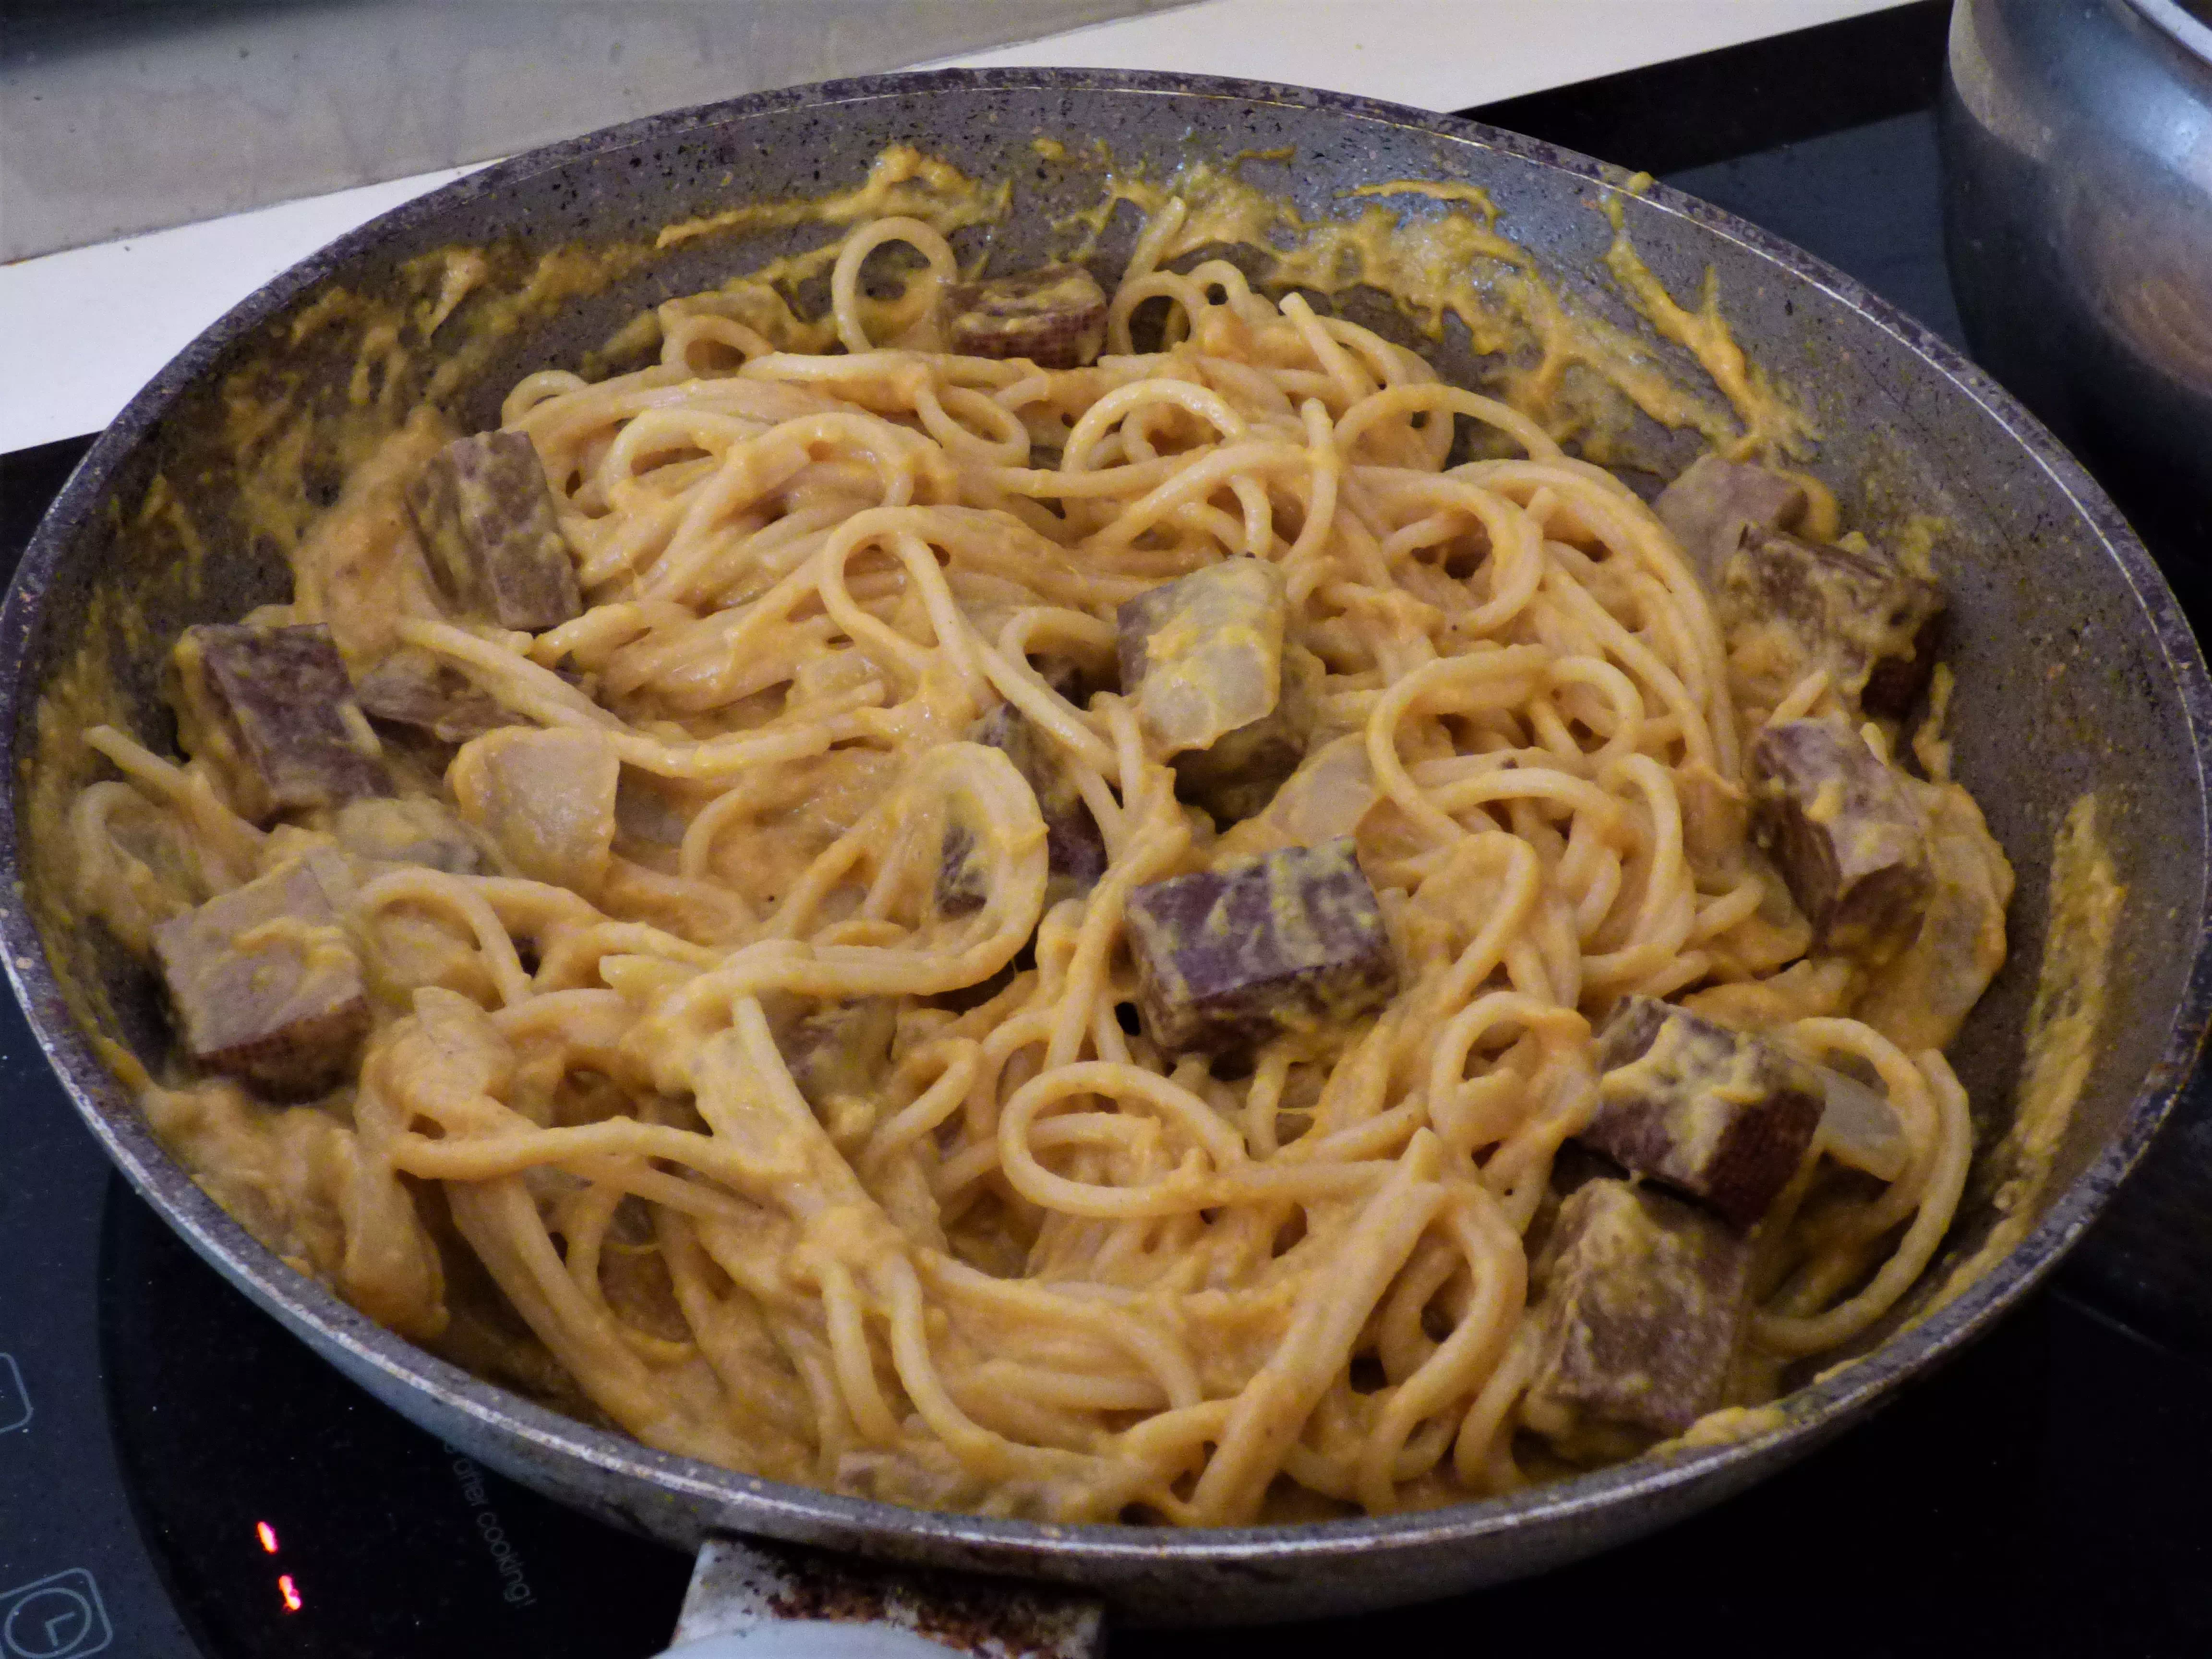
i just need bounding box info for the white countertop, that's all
[0,0,1904,455]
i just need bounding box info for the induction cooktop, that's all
[3,7,2208,1655]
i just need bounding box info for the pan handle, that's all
[654,1535,1107,1659]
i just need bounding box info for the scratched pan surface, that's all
[5,70,2211,1625]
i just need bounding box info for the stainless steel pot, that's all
[1943,0,2212,560]
[5,67,2210,1644]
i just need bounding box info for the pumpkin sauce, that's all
[17,138,2125,1479]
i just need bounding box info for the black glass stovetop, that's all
[3,6,2209,1655]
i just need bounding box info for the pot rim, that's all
[2125,0,2212,71]
[5,63,2210,1573]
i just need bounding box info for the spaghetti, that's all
[64,191,2009,1525]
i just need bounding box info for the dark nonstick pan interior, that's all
[4,70,2209,1624]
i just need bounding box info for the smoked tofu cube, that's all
[940,264,1108,370]
[1582,995,1824,1228]
[1524,1178,1753,1443]
[968,701,1107,898]
[1654,456,1808,583]
[1750,719,1933,959]
[451,726,619,896]
[1724,531,1946,720]
[186,624,389,818]
[404,431,583,633]
[1659,457,1947,719]
[1123,837,1397,1054]
[152,851,368,1100]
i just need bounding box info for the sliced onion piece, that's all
[1813,1063,1909,1183]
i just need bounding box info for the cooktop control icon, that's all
[0,1569,113,1659]
[0,1356,29,1436]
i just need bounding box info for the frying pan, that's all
[5,68,2210,1652]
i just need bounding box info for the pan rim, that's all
[5,62,2210,1572]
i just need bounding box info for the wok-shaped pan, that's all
[5,68,2210,1642]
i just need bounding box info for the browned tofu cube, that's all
[968,699,1107,898]
[1750,719,1933,958]
[1725,531,1946,720]
[1654,455,1808,581]
[1123,838,1397,1054]
[404,431,583,632]
[152,851,368,1100]
[1524,1178,1753,1444]
[940,264,1108,369]
[355,647,522,747]
[187,624,390,819]
[1582,995,1824,1228]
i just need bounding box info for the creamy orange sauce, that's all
[1047,150,1815,463]
[1922,793,2122,1319]
[1598,194,1817,461]
[15,135,2112,1513]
